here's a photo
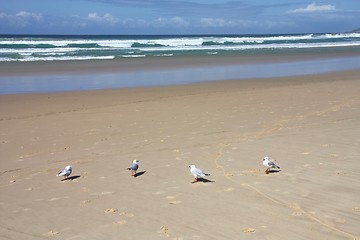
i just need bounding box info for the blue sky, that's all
[0,0,359,35]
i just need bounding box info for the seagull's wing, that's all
[268,160,280,169]
[57,169,66,176]
[128,163,138,171]
[192,167,205,177]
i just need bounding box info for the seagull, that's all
[189,165,210,183]
[56,165,72,180]
[127,160,139,177]
[262,156,280,174]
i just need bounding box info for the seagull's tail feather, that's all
[204,173,211,176]
[126,168,131,170]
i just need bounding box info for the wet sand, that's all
[0,66,360,239]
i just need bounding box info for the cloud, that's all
[200,18,234,27]
[151,17,189,28]
[289,2,336,13]
[86,13,119,25]
[0,11,43,27]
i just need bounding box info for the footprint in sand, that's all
[335,171,347,175]
[242,228,255,233]
[242,169,261,175]
[80,200,91,206]
[114,219,127,225]
[43,230,60,237]
[119,211,134,218]
[160,225,170,237]
[351,207,360,212]
[166,196,181,205]
[104,208,118,213]
[291,203,304,216]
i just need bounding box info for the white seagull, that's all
[127,160,139,177]
[56,165,72,180]
[189,165,210,183]
[262,156,280,174]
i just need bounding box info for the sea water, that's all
[1,33,360,94]
[1,33,360,62]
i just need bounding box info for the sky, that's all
[0,0,359,35]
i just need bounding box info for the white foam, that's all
[0,55,115,62]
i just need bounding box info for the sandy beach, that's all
[1,64,360,239]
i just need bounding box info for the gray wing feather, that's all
[269,161,280,169]
[128,163,138,171]
[193,168,205,177]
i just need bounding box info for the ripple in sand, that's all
[301,152,311,155]
[224,187,235,192]
[91,191,114,196]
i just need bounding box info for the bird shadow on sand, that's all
[61,175,81,181]
[266,169,281,174]
[196,177,214,183]
[134,171,146,178]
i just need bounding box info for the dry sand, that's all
[1,70,360,239]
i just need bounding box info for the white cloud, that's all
[0,11,43,27]
[200,18,236,27]
[151,17,189,28]
[289,2,336,13]
[86,13,119,25]
[16,11,43,21]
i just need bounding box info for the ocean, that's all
[1,33,360,94]
[1,33,360,62]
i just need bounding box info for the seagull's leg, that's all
[192,178,198,183]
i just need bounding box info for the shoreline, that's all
[1,53,360,94]
[1,69,359,119]
[1,47,360,77]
